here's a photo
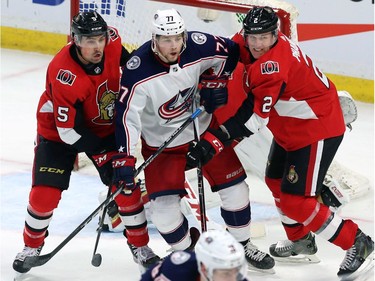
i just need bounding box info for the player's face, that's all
[211,267,241,281]
[155,34,184,63]
[245,32,277,59]
[77,34,107,64]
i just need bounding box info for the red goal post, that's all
[151,0,299,40]
[70,0,299,51]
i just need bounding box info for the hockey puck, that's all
[91,254,102,267]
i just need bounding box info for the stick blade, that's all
[23,253,53,269]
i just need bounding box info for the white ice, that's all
[1,48,374,281]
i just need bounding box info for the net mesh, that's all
[76,0,298,51]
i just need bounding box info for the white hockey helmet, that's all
[152,8,186,36]
[195,230,247,280]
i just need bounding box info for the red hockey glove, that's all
[112,154,138,191]
[91,150,117,167]
[186,128,230,169]
[200,79,228,114]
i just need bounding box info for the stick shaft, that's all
[23,106,205,269]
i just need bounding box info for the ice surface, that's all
[1,49,373,281]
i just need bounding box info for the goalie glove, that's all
[186,128,230,169]
[338,90,357,130]
[319,174,350,212]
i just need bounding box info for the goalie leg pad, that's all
[98,189,124,232]
[338,90,357,128]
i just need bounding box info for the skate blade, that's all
[247,264,276,275]
[339,252,374,281]
[273,254,321,264]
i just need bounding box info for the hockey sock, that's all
[24,185,62,248]
[112,186,149,247]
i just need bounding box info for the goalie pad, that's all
[319,174,350,211]
[98,189,125,232]
[338,90,358,130]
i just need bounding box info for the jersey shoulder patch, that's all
[126,55,141,70]
[190,32,207,45]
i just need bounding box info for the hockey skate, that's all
[269,232,320,263]
[13,244,44,274]
[127,242,161,272]
[337,229,374,280]
[240,239,275,274]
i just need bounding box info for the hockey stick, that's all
[183,178,223,230]
[90,187,111,267]
[192,116,207,232]
[21,106,205,272]
[183,174,267,238]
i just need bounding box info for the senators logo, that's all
[261,61,279,75]
[287,165,299,184]
[93,81,116,124]
[56,69,76,86]
[108,27,119,42]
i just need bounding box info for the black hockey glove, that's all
[199,78,228,114]
[112,153,139,191]
[186,128,230,169]
[200,87,229,114]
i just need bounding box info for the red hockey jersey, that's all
[225,32,345,151]
[36,28,123,147]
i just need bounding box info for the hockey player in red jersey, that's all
[114,8,274,271]
[187,6,374,279]
[140,229,249,281]
[12,11,159,274]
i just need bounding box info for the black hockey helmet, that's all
[243,6,278,35]
[71,11,108,42]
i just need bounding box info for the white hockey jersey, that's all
[116,31,240,155]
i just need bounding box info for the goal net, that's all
[71,0,370,202]
[72,0,299,51]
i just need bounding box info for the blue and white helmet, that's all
[195,230,247,281]
[151,8,187,57]
[152,8,186,36]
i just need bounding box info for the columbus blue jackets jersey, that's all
[115,31,239,155]
[140,251,199,281]
[140,251,249,281]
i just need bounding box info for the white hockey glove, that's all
[338,91,357,130]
